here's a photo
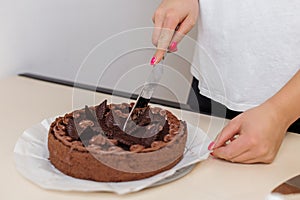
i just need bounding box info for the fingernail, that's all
[169,41,177,52]
[208,141,215,151]
[150,56,156,65]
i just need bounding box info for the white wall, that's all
[0,0,197,104]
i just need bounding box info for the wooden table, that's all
[1,76,300,200]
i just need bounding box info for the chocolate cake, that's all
[48,100,187,182]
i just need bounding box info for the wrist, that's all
[262,70,300,131]
[262,99,294,131]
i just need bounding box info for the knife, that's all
[122,57,165,131]
[272,174,300,195]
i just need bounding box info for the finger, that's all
[213,115,243,149]
[152,28,175,65]
[230,151,263,164]
[168,15,196,52]
[151,13,179,65]
[212,134,250,161]
[232,152,258,164]
[232,150,276,164]
[152,10,164,47]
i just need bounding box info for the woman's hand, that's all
[209,70,300,164]
[151,0,199,65]
[210,102,288,164]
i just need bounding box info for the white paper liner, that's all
[14,117,211,195]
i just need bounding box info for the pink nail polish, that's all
[150,56,156,65]
[208,141,215,151]
[169,42,177,52]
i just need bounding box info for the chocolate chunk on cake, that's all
[48,100,187,182]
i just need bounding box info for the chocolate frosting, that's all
[51,100,183,153]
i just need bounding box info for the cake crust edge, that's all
[48,123,187,182]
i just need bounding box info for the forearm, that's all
[264,69,300,129]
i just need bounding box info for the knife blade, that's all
[272,174,300,195]
[122,58,165,131]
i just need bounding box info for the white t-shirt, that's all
[191,0,300,111]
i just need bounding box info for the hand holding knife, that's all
[122,26,177,131]
[122,56,165,131]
